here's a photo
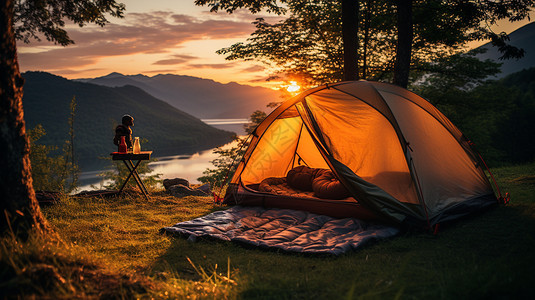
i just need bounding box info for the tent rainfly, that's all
[221,81,499,227]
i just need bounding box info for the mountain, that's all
[476,22,535,78]
[77,73,281,119]
[22,72,234,171]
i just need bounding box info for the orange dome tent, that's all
[222,81,499,227]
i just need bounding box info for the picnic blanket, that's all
[161,206,399,255]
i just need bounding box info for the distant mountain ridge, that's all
[22,71,233,171]
[476,22,535,78]
[77,73,281,119]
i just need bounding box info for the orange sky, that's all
[17,1,280,87]
[16,0,531,89]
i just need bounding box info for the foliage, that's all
[27,96,79,193]
[98,138,162,191]
[411,49,502,95]
[415,65,535,165]
[28,126,75,192]
[487,69,535,164]
[28,125,61,191]
[14,0,125,46]
[243,110,268,135]
[194,0,287,15]
[9,162,530,298]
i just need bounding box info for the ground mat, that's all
[161,206,399,255]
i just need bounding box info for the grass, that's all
[1,162,534,299]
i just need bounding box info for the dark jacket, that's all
[114,124,132,149]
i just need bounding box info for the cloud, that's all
[173,54,199,59]
[153,58,187,65]
[242,65,265,72]
[249,74,276,83]
[142,69,181,74]
[153,59,187,65]
[152,54,200,65]
[186,63,234,69]
[172,14,197,24]
[18,11,255,71]
[40,68,105,76]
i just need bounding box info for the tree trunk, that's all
[362,0,371,79]
[342,0,359,81]
[0,0,49,238]
[393,0,413,88]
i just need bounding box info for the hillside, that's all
[22,72,234,171]
[493,67,535,163]
[77,73,281,119]
[476,22,535,78]
[421,66,535,165]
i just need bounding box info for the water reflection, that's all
[148,150,220,182]
[201,118,248,125]
[202,118,248,135]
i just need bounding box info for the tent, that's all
[221,81,498,227]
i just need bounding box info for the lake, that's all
[77,119,246,191]
[202,118,248,135]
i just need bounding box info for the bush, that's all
[28,124,78,193]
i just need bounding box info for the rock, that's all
[168,184,207,198]
[35,191,62,206]
[197,183,211,193]
[187,235,197,243]
[163,178,189,190]
[75,190,119,198]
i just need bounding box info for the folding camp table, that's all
[110,151,152,200]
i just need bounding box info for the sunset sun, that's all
[286,81,301,93]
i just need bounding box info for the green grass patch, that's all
[2,163,534,298]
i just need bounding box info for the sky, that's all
[16,0,532,89]
[17,1,281,88]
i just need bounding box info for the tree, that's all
[393,0,412,88]
[0,0,124,238]
[342,0,359,80]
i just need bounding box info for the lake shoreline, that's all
[77,133,243,191]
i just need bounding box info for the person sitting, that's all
[113,114,134,150]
